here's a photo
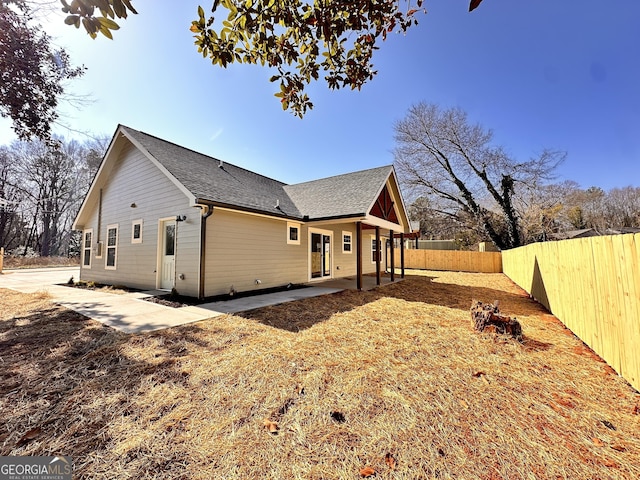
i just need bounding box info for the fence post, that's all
[0,247,3,273]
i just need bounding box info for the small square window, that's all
[342,231,352,254]
[287,222,301,245]
[132,219,143,244]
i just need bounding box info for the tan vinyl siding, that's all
[204,209,308,296]
[79,142,201,296]
[308,223,378,278]
[204,213,380,296]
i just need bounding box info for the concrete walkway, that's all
[0,267,342,334]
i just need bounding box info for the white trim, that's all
[287,222,301,245]
[82,228,93,269]
[342,230,353,254]
[363,215,404,232]
[105,223,119,270]
[131,219,143,244]
[308,227,333,282]
[388,167,412,233]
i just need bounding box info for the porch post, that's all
[400,233,405,278]
[356,221,362,291]
[390,229,395,282]
[375,226,381,286]
[415,235,419,249]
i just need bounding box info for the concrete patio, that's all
[0,267,343,334]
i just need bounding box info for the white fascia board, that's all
[388,167,412,231]
[363,215,407,232]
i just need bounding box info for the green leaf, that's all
[99,25,114,39]
[198,5,205,19]
[98,17,120,30]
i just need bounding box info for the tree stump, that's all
[471,300,522,341]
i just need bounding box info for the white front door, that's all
[160,220,176,290]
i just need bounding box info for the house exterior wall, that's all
[79,142,201,296]
[203,210,381,297]
[204,209,308,296]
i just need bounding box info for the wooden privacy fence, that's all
[394,248,503,273]
[502,233,640,392]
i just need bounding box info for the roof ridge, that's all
[286,164,392,188]
[120,125,289,186]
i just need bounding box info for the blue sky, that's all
[2,0,639,190]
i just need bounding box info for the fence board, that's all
[502,233,640,392]
[395,249,502,273]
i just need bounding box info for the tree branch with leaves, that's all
[60,0,486,116]
[0,0,84,141]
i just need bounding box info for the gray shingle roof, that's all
[122,126,392,221]
[283,166,393,220]
[123,126,301,218]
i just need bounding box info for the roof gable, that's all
[284,166,393,220]
[370,184,399,224]
[122,127,302,219]
[76,125,411,230]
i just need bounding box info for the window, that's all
[165,223,175,256]
[82,229,92,268]
[342,231,352,254]
[132,219,143,244]
[287,222,300,245]
[371,237,380,263]
[105,224,118,270]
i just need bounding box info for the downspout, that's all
[198,205,214,299]
[97,188,102,242]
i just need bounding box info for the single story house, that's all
[73,125,412,298]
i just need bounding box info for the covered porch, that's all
[306,272,405,291]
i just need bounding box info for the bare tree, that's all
[394,102,565,249]
[605,187,640,228]
[2,135,104,257]
[0,146,29,250]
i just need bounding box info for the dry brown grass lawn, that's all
[2,255,80,269]
[1,271,639,479]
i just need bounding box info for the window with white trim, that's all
[105,224,118,270]
[342,231,352,254]
[82,229,93,268]
[287,222,300,245]
[131,219,143,244]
